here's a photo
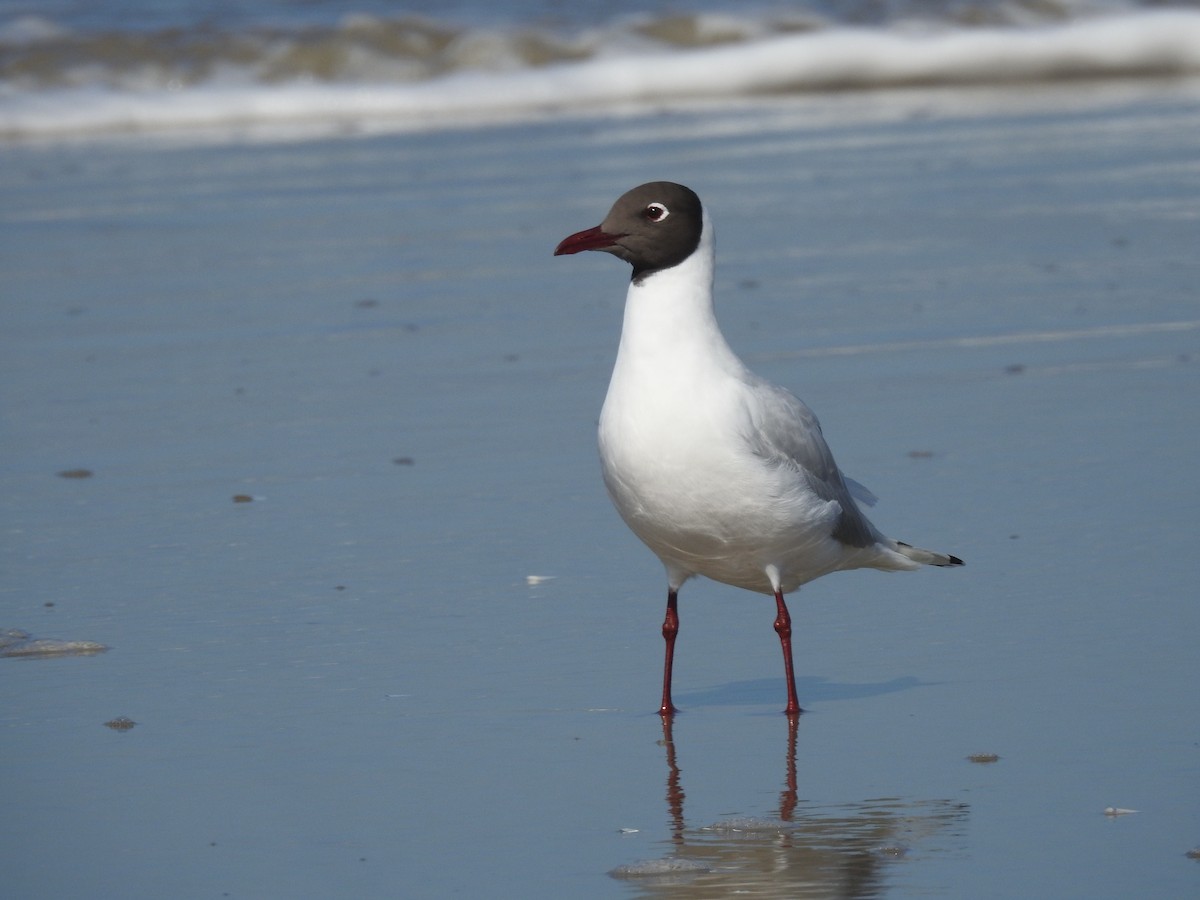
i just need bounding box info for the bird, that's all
[554,182,962,718]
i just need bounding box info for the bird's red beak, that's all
[554,225,622,256]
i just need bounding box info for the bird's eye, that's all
[644,203,669,222]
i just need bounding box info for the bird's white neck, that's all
[612,211,744,379]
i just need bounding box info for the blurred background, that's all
[2,0,1199,139]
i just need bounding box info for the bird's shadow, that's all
[676,675,924,710]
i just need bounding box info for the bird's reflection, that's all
[612,716,967,898]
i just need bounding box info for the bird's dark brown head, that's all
[554,182,703,281]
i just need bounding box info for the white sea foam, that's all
[1,11,1198,140]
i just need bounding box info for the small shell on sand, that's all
[0,628,108,658]
[967,753,1001,764]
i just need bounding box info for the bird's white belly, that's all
[598,398,846,593]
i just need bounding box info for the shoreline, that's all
[0,73,1197,150]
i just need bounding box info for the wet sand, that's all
[2,80,1199,897]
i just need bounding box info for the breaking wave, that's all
[2,5,1199,139]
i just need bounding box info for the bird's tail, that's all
[894,541,964,568]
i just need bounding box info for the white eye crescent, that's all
[644,203,669,222]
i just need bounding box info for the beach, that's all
[3,69,1200,898]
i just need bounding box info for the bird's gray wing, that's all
[742,379,879,548]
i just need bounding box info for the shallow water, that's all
[2,82,1199,897]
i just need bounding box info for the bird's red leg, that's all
[659,589,680,717]
[773,590,803,716]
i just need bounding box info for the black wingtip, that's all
[945,555,965,567]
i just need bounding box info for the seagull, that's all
[554,182,962,718]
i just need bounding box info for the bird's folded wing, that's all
[742,379,880,548]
